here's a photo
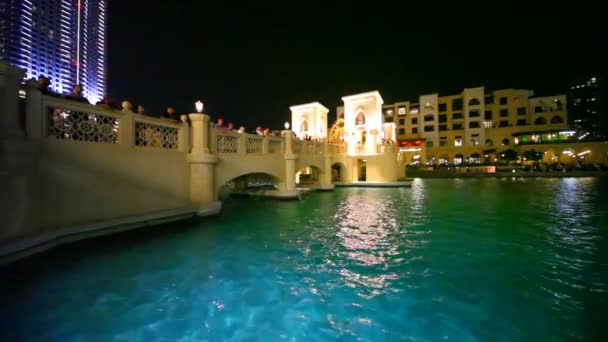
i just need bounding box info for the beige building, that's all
[340,86,573,165]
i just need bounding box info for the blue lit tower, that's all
[0,0,107,103]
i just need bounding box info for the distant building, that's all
[568,76,604,137]
[337,87,573,165]
[0,0,107,103]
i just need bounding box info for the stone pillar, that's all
[0,62,25,140]
[187,113,221,215]
[278,130,299,198]
[367,129,378,154]
[25,80,44,140]
[178,115,190,153]
[118,113,134,147]
[319,139,334,190]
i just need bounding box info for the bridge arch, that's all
[331,162,346,182]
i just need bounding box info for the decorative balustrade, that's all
[35,95,187,151]
[45,97,120,144]
[214,132,239,153]
[134,116,180,149]
[246,136,264,154]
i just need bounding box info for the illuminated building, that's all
[0,0,107,103]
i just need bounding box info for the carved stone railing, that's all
[134,115,181,150]
[26,92,188,152]
[246,136,264,154]
[376,143,396,154]
[44,96,120,144]
[214,131,239,153]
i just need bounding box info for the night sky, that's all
[108,2,603,131]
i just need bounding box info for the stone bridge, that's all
[1,62,402,260]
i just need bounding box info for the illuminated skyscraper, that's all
[0,0,107,103]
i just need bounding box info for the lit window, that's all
[398,107,406,115]
[454,138,463,147]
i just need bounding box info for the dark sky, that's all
[108,2,604,130]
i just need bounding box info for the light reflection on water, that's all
[0,178,607,341]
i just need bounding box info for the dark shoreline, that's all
[406,171,608,178]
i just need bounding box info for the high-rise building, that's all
[568,76,604,137]
[0,0,107,103]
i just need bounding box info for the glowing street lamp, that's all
[284,122,290,130]
[195,100,204,113]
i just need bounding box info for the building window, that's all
[438,103,447,112]
[535,106,545,113]
[500,109,508,117]
[484,96,494,105]
[471,137,480,145]
[499,120,509,127]
[412,127,418,134]
[484,121,493,128]
[439,124,448,131]
[440,138,448,146]
[453,123,463,130]
[516,119,527,126]
[424,125,434,132]
[551,116,564,124]
[453,112,463,119]
[452,99,463,111]
[502,138,510,145]
[517,107,527,115]
[469,110,480,118]
[398,128,405,135]
[399,118,405,125]
[485,139,493,146]
[500,97,508,105]
[469,121,480,129]
[484,110,492,120]
[534,117,547,125]
[469,98,480,106]
[398,107,406,115]
[424,114,434,122]
[385,116,394,122]
[412,118,418,124]
[454,137,463,146]
[426,141,434,147]
[438,114,447,123]
[385,110,393,116]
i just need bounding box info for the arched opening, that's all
[219,172,281,198]
[454,154,464,165]
[331,162,346,182]
[357,159,367,181]
[296,165,322,186]
[300,119,309,133]
[550,116,564,124]
[355,110,366,125]
[502,138,510,146]
[469,152,481,164]
[534,117,547,125]
[469,98,481,106]
[485,139,493,146]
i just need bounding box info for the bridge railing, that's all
[210,129,285,155]
[27,91,188,152]
[330,143,345,154]
[293,140,325,155]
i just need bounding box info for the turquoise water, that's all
[1,178,607,341]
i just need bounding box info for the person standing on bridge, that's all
[161,106,180,123]
[214,117,226,129]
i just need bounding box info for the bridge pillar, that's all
[277,129,299,199]
[188,113,221,215]
[319,139,334,190]
[0,62,25,139]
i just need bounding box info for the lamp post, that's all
[195,100,204,113]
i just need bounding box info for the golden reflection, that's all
[334,193,400,292]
